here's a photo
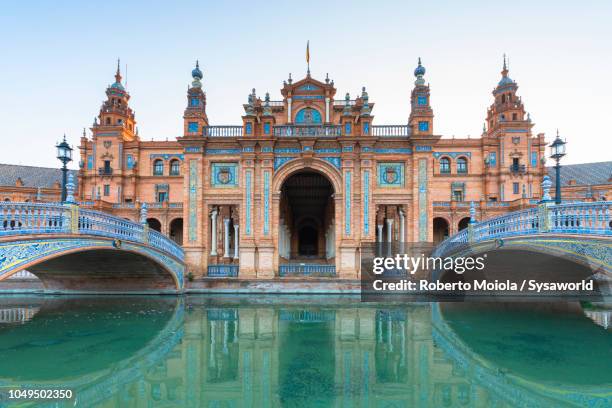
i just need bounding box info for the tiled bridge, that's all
[432,201,612,279]
[0,200,185,293]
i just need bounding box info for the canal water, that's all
[0,296,610,407]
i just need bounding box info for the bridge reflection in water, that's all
[0,297,610,407]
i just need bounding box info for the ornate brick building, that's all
[76,57,553,278]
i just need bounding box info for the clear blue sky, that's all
[1,0,610,168]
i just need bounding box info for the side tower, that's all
[483,57,545,201]
[79,60,139,203]
[408,58,434,136]
[183,61,209,136]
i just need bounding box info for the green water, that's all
[0,296,610,407]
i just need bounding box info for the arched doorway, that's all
[433,217,450,243]
[169,218,183,245]
[279,171,335,263]
[458,217,471,232]
[146,218,162,232]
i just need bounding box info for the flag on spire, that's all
[306,41,310,75]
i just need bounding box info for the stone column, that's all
[287,97,292,122]
[386,219,394,243]
[399,209,405,243]
[325,97,330,122]
[210,209,218,256]
[223,218,231,258]
[377,224,383,243]
[233,224,239,259]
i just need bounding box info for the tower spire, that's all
[115,58,122,83]
[502,53,508,77]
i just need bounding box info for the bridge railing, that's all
[0,202,68,235]
[0,202,184,262]
[433,201,611,257]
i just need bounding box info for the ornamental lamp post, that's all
[549,130,567,205]
[56,134,73,203]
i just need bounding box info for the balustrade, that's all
[203,126,243,137]
[0,202,184,262]
[371,125,411,137]
[207,264,239,277]
[433,201,611,257]
[279,264,336,276]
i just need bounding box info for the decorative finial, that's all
[140,202,148,224]
[540,175,553,202]
[343,93,351,116]
[482,123,486,133]
[414,57,426,85]
[65,173,76,204]
[82,128,86,138]
[469,201,477,223]
[191,60,203,85]
[263,92,272,115]
[288,73,292,84]
[325,73,329,84]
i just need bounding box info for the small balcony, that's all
[509,164,526,174]
[98,167,113,176]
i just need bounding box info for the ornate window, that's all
[363,122,370,135]
[457,157,468,174]
[440,157,451,174]
[103,184,110,196]
[489,152,497,166]
[345,122,352,135]
[417,95,427,105]
[245,122,252,135]
[170,160,180,176]
[188,122,198,133]
[264,122,271,135]
[153,159,164,176]
[295,108,322,124]
[190,97,199,107]
[418,121,429,131]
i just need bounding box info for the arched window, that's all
[170,160,180,176]
[440,157,451,174]
[153,160,164,176]
[295,108,322,124]
[457,157,468,174]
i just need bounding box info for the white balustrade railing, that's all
[0,202,184,261]
[433,201,611,257]
[371,125,411,137]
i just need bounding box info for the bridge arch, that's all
[0,202,185,293]
[432,202,612,282]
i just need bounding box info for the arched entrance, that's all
[458,217,471,232]
[278,170,335,266]
[169,218,183,245]
[433,217,450,243]
[146,218,162,232]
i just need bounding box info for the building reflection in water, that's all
[0,297,610,407]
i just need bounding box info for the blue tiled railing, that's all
[279,264,336,277]
[207,264,239,277]
[0,202,184,262]
[433,201,611,257]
